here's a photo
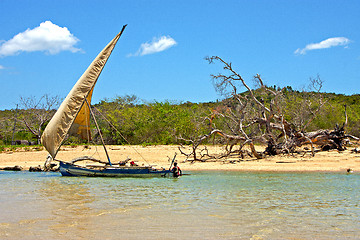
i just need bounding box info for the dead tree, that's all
[19,94,61,144]
[178,56,358,161]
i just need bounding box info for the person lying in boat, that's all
[171,162,182,177]
[130,161,138,167]
[119,157,131,166]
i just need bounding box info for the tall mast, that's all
[85,99,112,166]
[41,25,127,159]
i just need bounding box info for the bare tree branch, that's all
[19,94,61,144]
[179,56,355,161]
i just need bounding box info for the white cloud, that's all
[0,65,4,69]
[0,21,81,57]
[128,36,177,57]
[295,37,350,55]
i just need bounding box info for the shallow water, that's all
[0,171,359,239]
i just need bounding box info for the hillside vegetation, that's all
[1,90,359,146]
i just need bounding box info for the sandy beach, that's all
[0,144,359,173]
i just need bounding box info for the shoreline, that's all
[0,144,359,173]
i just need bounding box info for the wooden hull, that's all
[59,161,172,178]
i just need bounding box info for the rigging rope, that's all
[85,102,102,161]
[92,105,151,166]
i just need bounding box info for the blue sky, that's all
[0,0,359,110]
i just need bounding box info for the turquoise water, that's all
[0,171,359,239]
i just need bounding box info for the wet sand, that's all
[0,144,359,173]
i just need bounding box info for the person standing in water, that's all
[171,162,182,177]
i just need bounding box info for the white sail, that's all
[41,26,126,158]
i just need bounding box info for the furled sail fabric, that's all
[41,26,126,158]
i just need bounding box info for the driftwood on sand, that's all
[178,56,359,162]
[0,166,23,171]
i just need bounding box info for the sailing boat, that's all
[41,25,172,177]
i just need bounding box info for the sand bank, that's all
[0,145,359,173]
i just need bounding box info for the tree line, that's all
[1,57,359,155]
[1,90,359,147]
